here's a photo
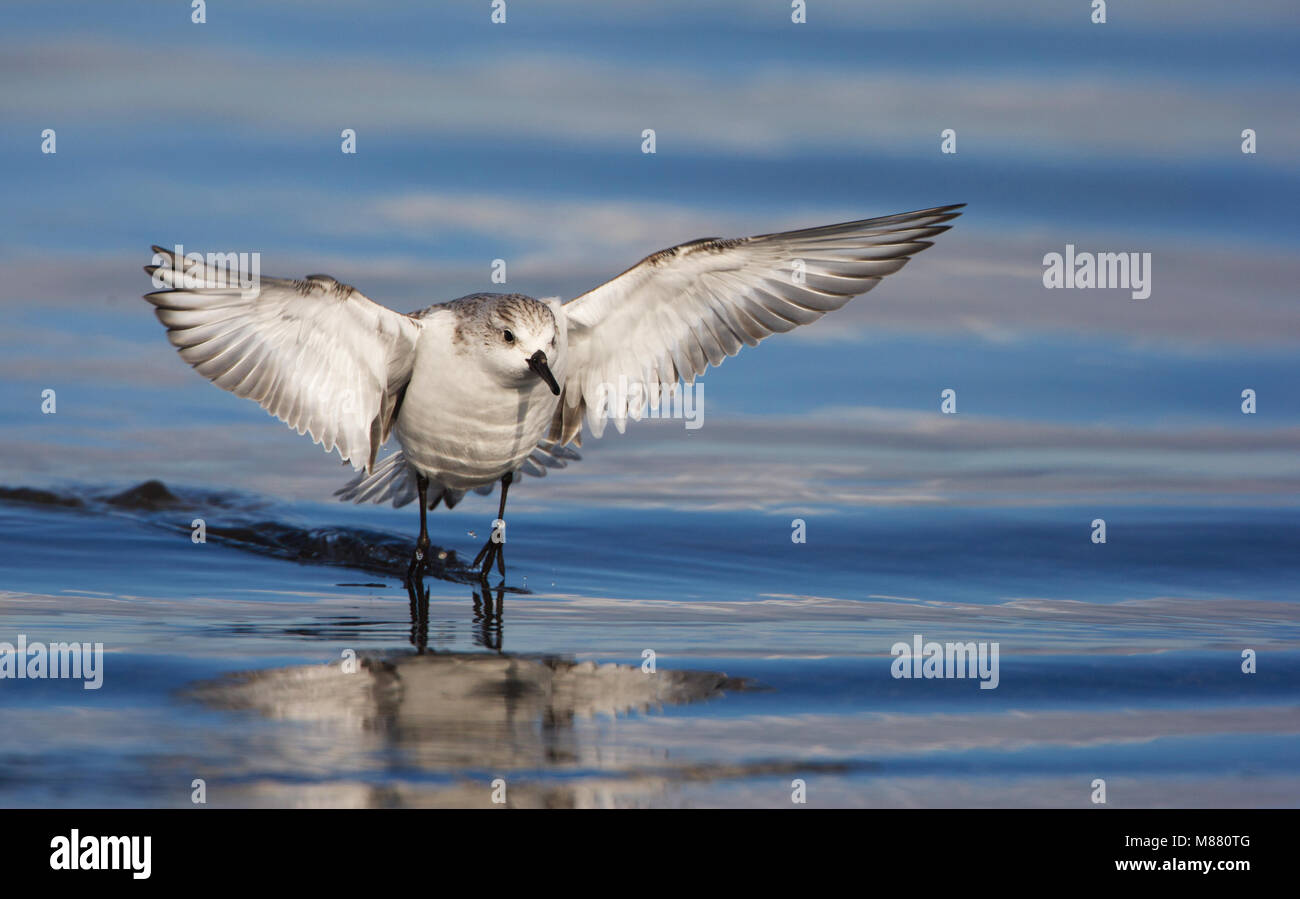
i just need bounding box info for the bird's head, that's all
[476,295,561,396]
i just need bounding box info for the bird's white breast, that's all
[393,308,565,490]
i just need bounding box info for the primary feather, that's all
[144,248,422,474]
[553,204,964,442]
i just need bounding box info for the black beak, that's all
[527,349,561,396]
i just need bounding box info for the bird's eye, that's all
[503,330,515,343]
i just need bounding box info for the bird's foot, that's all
[406,573,430,653]
[406,534,432,585]
[472,580,505,652]
[470,535,506,581]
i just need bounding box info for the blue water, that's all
[0,490,1296,808]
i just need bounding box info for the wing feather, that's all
[143,247,422,472]
[556,204,962,440]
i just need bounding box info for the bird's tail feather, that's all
[334,451,419,507]
[333,450,481,510]
[335,442,581,509]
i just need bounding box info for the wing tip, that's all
[897,202,965,224]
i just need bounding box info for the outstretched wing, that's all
[551,204,963,443]
[144,247,422,472]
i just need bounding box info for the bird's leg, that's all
[470,580,505,652]
[487,580,504,652]
[407,572,430,654]
[471,472,512,580]
[406,474,431,584]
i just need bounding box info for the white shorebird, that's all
[144,203,962,580]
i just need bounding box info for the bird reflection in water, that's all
[406,575,503,654]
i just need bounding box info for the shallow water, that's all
[1,485,1296,808]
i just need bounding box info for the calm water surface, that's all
[1,489,1296,808]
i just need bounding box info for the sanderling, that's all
[144,203,963,580]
